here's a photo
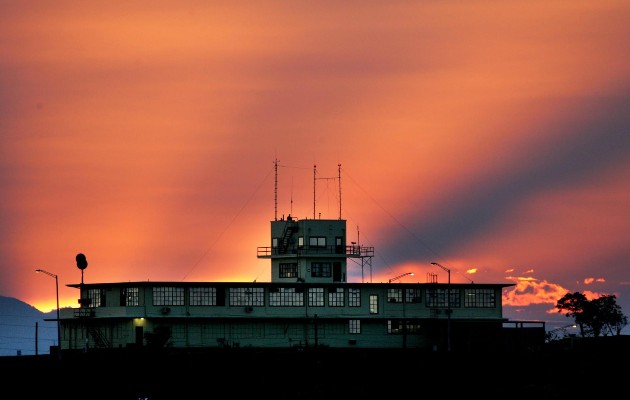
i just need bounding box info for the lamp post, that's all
[431,262,451,352]
[388,272,414,283]
[35,269,61,359]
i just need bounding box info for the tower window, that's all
[309,237,326,247]
[311,262,331,277]
[279,263,298,278]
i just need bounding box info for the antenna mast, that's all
[274,158,278,221]
[338,163,342,219]
[313,164,316,219]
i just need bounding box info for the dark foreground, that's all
[1,338,627,399]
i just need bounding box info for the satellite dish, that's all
[76,253,88,270]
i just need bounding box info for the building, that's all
[57,164,544,353]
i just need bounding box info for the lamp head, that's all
[76,253,88,270]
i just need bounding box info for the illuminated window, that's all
[121,287,139,306]
[349,319,361,334]
[369,295,378,314]
[348,288,361,307]
[328,288,344,307]
[279,263,298,278]
[388,320,403,334]
[388,320,421,334]
[87,288,104,308]
[309,288,325,307]
[387,288,403,303]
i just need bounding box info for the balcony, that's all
[257,245,373,258]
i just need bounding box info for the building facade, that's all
[58,214,534,352]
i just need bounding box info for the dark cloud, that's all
[382,89,630,264]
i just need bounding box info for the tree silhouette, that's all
[592,294,629,336]
[556,292,627,337]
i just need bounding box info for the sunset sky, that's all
[1,1,629,333]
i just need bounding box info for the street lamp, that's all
[388,272,414,283]
[35,269,61,359]
[431,262,451,352]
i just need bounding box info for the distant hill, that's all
[0,296,58,356]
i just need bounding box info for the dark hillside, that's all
[0,296,57,356]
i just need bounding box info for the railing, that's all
[74,308,95,318]
[88,326,111,348]
[257,245,374,257]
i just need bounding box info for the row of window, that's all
[272,236,342,249]
[279,262,339,278]
[315,319,427,334]
[349,319,423,334]
[84,287,496,309]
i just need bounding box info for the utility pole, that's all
[431,262,451,352]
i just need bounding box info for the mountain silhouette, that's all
[0,296,58,357]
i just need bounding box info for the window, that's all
[308,288,325,307]
[348,288,361,307]
[279,263,298,278]
[369,295,378,314]
[388,320,421,334]
[269,287,304,306]
[405,288,422,303]
[311,262,331,278]
[426,288,460,308]
[153,287,184,306]
[309,236,326,247]
[464,288,496,308]
[349,319,361,334]
[388,320,403,334]
[387,288,403,303]
[328,288,344,307]
[298,236,304,247]
[272,237,278,248]
[406,321,422,333]
[121,287,139,306]
[335,237,344,253]
[450,288,461,307]
[229,287,265,306]
[87,288,104,308]
[189,287,216,306]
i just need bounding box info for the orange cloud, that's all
[502,276,569,307]
[583,277,606,285]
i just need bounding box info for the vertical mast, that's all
[338,163,342,220]
[274,158,278,221]
[313,164,317,219]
